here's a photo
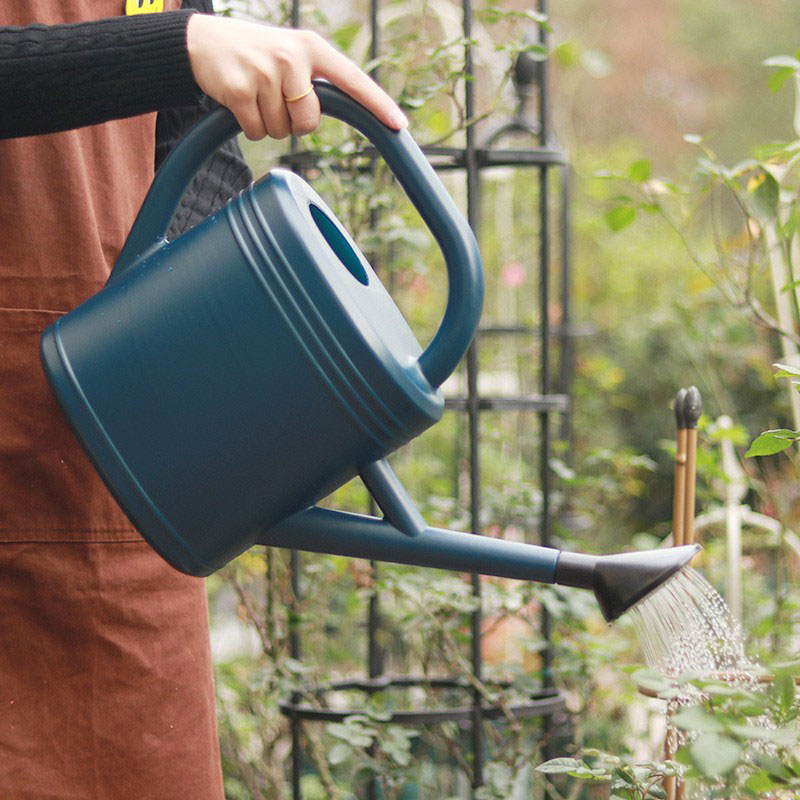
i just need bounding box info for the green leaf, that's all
[745,429,800,457]
[750,172,780,221]
[769,66,797,94]
[726,158,758,177]
[675,670,706,685]
[770,658,800,674]
[328,742,350,765]
[628,159,652,183]
[572,767,611,781]
[523,43,548,61]
[606,205,637,231]
[771,670,798,718]
[729,724,798,746]
[752,750,790,778]
[774,361,800,378]
[780,205,800,237]
[535,757,587,774]
[553,40,580,68]
[582,747,618,761]
[781,278,800,294]
[632,668,679,697]
[703,683,758,700]
[329,20,362,52]
[672,705,725,733]
[746,771,777,793]
[689,733,743,777]
[614,767,635,784]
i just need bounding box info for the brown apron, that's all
[0,2,224,797]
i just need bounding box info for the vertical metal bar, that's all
[370,0,380,73]
[367,529,381,800]
[368,0,383,691]
[463,0,484,791]
[288,3,302,796]
[290,551,303,799]
[537,0,550,147]
[366,8,382,799]
[536,0,555,778]
[557,165,572,447]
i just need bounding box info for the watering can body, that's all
[40,82,700,620]
[41,81,482,576]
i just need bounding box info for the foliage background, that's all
[209,0,800,797]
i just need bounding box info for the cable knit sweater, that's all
[0,10,201,138]
[0,0,253,234]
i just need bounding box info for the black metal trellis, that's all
[279,0,574,795]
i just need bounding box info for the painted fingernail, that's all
[389,109,409,129]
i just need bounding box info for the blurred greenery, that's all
[209,0,800,797]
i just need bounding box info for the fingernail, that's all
[389,109,409,129]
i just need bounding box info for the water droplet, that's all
[627,567,772,753]
[628,567,755,680]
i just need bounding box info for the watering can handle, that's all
[111,80,483,390]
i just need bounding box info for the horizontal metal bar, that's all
[277,677,565,724]
[477,148,566,167]
[279,695,565,724]
[444,394,569,412]
[278,144,567,171]
[479,323,594,338]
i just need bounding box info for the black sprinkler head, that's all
[683,386,703,429]
[554,544,701,622]
[674,388,687,429]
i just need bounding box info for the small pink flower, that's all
[409,273,429,295]
[501,261,526,288]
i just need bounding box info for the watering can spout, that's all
[555,544,700,622]
[259,508,701,623]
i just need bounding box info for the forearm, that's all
[0,11,202,139]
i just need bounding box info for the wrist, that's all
[186,12,216,82]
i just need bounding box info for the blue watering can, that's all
[41,81,697,621]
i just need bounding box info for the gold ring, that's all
[284,86,314,103]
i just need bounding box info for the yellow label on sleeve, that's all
[126,0,164,14]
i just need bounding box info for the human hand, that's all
[186,14,408,141]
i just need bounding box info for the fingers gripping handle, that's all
[110,81,484,390]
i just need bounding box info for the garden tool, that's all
[666,386,702,800]
[666,387,687,800]
[40,80,699,623]
[682,386,702,547]
[672,388,688,547]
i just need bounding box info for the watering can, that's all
[40,81,698,622]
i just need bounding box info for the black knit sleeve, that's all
[0,10,202,139]
[156,0,253,238]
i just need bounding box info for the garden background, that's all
[206,0,800,796]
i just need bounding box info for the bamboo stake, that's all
[677,387,701,800]
[665,390,687,800]
[664,701,676,800]
[673,389,688,548]
[682,386,703,548]
[675,735,686,800]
